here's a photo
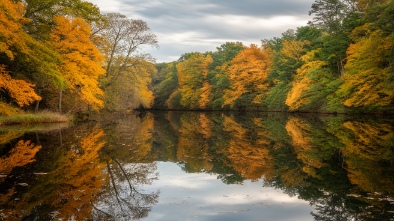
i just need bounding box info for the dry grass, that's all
[0,111,70,126]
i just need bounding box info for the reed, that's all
[0,111,70,126]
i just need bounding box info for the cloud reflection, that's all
[145,162,313,221]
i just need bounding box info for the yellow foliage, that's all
[340,30,393,107]
[0,0,29,60]
[104,57,156,110]
[199,81,212,108]
[285,50,325,111]
[0,101,22,116]
[176,54,213,108]
[199,113,212,139]
[0,65,41,107]
[131,113,155,160]
[281,40,309,62]
[0,131,24,146]
[177,113,214,171]
[51,16,105,110]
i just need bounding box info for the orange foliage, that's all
[223,44,272,106]
[0,0,29,60]
[0,140,42,175]
[0,65,41,107]
[131,113,155,161]
[51,16,105,110]
[199,113,212,139]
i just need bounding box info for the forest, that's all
[0,0,393,116]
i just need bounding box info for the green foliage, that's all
[153,62,178,109]
[264,83,291,111]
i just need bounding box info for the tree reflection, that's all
[1,112,393,221]
[0,140,42,177]
[220,115,274,181]
[93,113,159,220]
[91,162,159,220]
[0,125,107,220]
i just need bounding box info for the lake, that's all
[1,111,393,221]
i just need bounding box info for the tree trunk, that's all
[35,88,41,112]
[59,88,63,113]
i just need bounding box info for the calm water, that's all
[0,111,393,221]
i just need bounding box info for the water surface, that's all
[0,111,393,220]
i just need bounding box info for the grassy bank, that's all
[0,111,70,126]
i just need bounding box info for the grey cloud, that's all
[91,0,315,62]
[121,0,312,18]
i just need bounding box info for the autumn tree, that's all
[8,0,103,113]
[0,0,60,113]
[337,28,393,108]
[223,44,272,110]
[264,29,313,111]
[20,0,103,40]
[208,42,244,109]
[0,65,41,111]
[176,53,213,109]
[104,57,156,110]
[336,0,394,110]
[94,13,158,111]
[285,48,343,112]
[336,121,394,192]
[50,16,105,112]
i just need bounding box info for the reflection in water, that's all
[0,112,393,220]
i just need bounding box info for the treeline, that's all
[0,0,157,116]
[153,0,394,113]
[1,0,393,116]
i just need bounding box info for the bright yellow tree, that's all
[51,16,105,111]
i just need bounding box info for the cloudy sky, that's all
[88,0,315,62]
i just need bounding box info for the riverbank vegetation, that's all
[1,0,393,118]
[153,0,394,113]
[0,111,69,126]
[0,0,157,120]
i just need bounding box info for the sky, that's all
[88,0,316,63]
